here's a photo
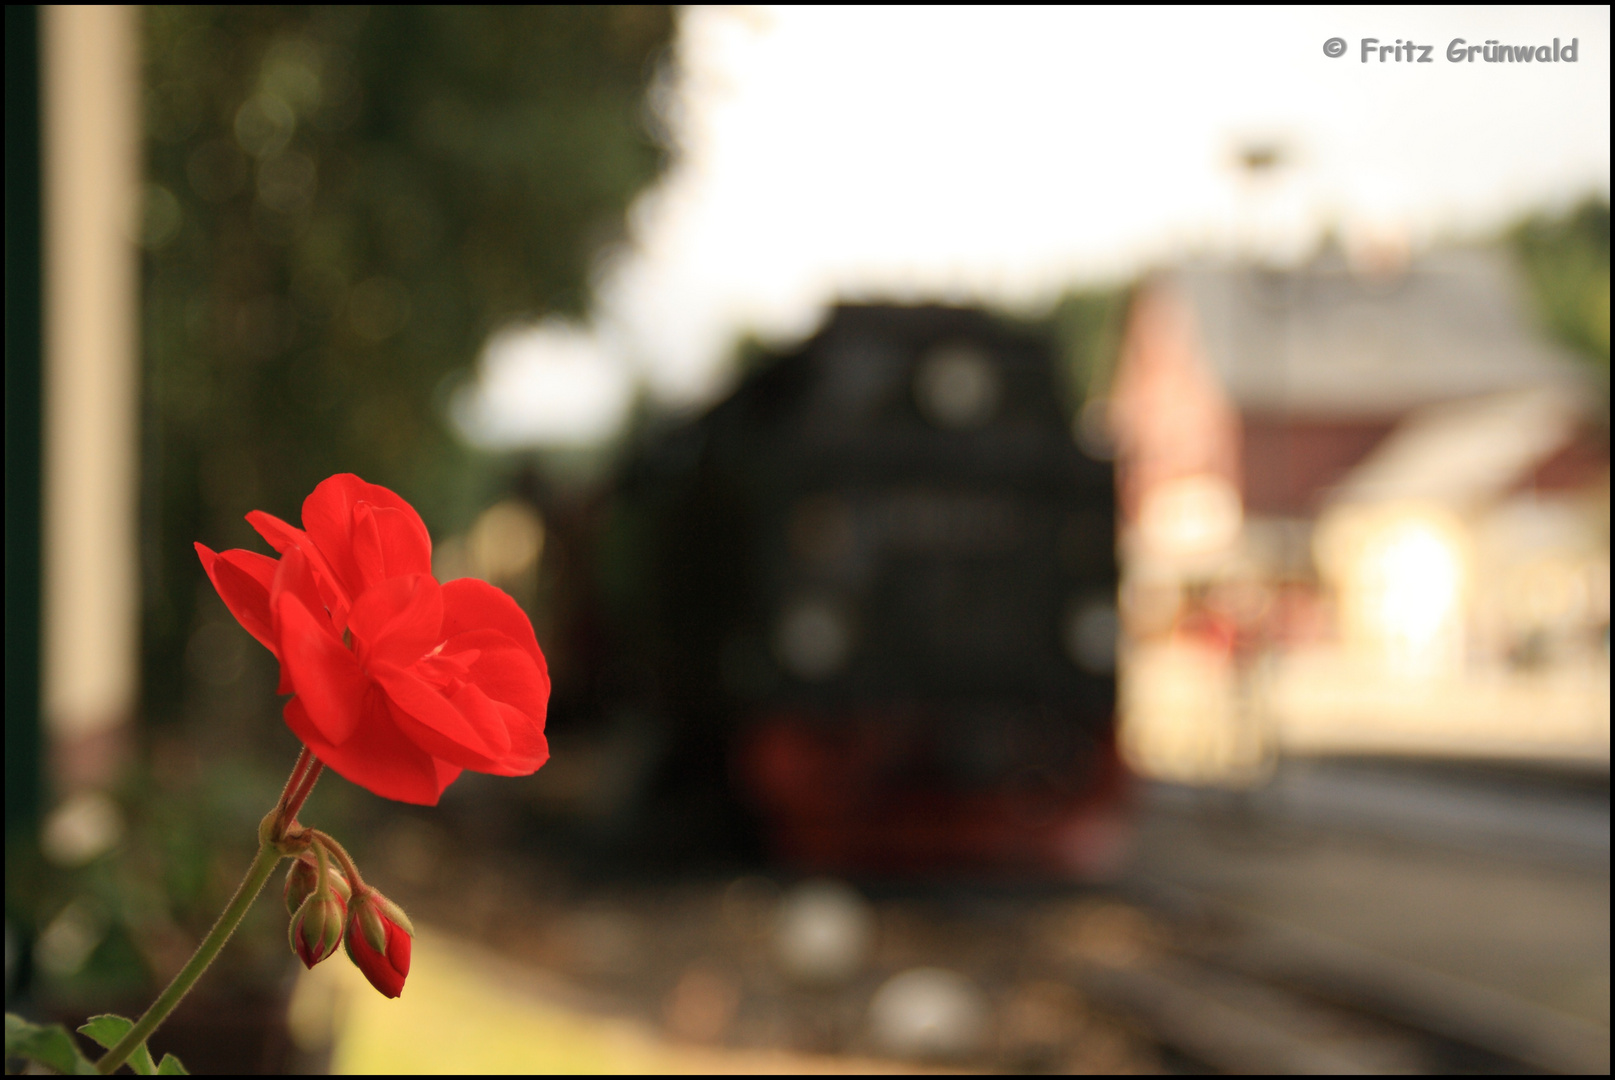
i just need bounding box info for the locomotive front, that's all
[623,305,1127,877]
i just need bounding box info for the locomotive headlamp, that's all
[914,344,1000,429]
[1064,595,1120,673]
[789,494,856,565]
[776,599,852,680]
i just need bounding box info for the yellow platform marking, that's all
[289,924,935,1074]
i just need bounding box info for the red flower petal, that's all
[347,915,411,998]
[194,544,279,657]
[446,631,550,723]
[384,918,412,985]
[440,578,549,676]
[351,502,431,588]
[464,696,549,776]
[438,630,549,773]
[284,696,458,806]
[349,503,388,587]
[268,545,346,695]
[373,662,512,770]
[302,474,432,597]
[275,591,370,745]
[346,574,443,668]
[270,545,337,630]
[432,757,462,792]
[248,509,352,629]
[244,509,305,556]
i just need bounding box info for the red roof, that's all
[1240,414,1396,515]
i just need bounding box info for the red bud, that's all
[289,890,346,969]
[371,891,416,938]
[283,853,351,915]
[345,889,413,998]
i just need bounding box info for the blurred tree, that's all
[1510,197,1610,381]
[1046,288,1131,411]
[141,6,675,724]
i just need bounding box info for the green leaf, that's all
[78,1014,157,1075]
[4,1012,99,1074]
[70,1014,188,1075]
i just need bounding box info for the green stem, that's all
[275,746,315,815]
[308,828,366,895]
[282,758,324,825]
[95,842,284,1074]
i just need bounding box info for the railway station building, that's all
[1105,246,1610,782]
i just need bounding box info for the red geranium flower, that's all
[196,474,549,804]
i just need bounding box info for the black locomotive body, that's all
[604,305,1127,877]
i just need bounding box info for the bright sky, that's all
[454,5,1611,448]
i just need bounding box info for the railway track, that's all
[1078,884,1609,1074]
[1089,760,1611,1073]
[373,757,1607,1073]
[365,861,1606,1074]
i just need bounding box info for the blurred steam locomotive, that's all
[590,305,1127,877]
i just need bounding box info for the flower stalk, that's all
[270,746,323,840]
[94,841,281,1074]
[95,747,325,1074]
[306,828,365,893]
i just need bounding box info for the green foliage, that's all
[1510,197,1610,375]
[4,1012,97,1074]
[140,6,676,723]
[1045,287,1132,408]
[77,1014,188,1075]
[79,1015,153,1074]
[10,752,292,1011]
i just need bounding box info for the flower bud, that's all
[345,888,413,998]
[283,853,351,916]
[289,890,347,969]
[370,891,416,939]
